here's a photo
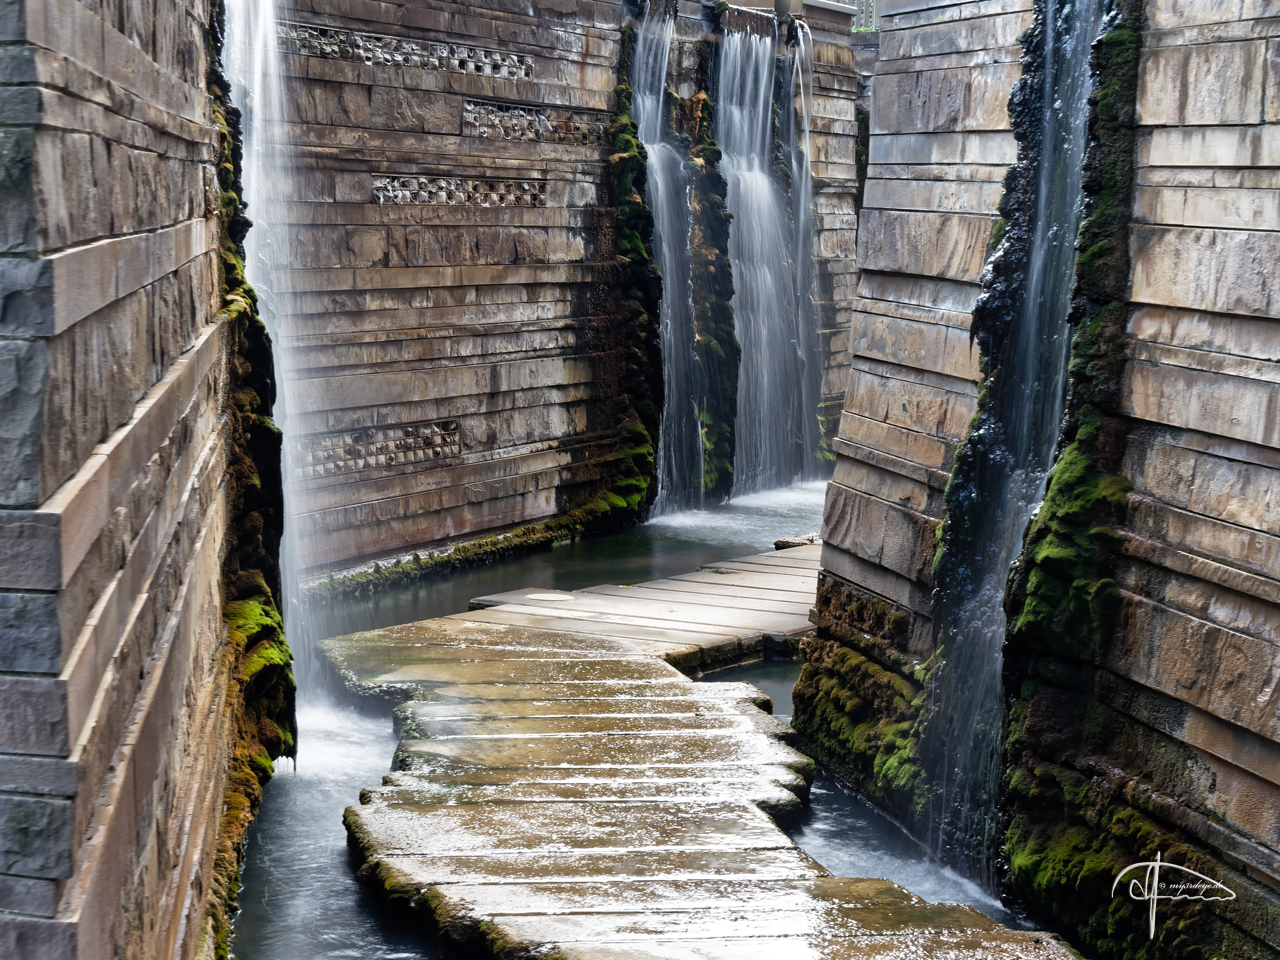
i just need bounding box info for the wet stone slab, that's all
[335,547,1076,957]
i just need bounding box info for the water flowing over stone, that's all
[716,28,823,496]
[224,0,307,642]
[922,0,1104,888]
[632,16,703,514]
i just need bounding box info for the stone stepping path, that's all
[323,546,1074,958]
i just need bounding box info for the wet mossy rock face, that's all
[595,23,663,521]
[1000,3,1270,957]
[792,577,935,837]
[675,40,739,500]
[205,4,297,957]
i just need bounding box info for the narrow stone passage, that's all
[324,548,1072,958]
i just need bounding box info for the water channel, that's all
[232,483,1014,959]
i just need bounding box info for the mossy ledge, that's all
[1000,2,1274,956]
[598,22,664,515]
[792,575,936,837]
[204,4,298,957]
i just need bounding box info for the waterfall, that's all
[784,20,822,475]
[223,0,307,653]
[715,28,822,495]
[921,0,1104,887]
[632,16,704,514]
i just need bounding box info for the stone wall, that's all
[804,0,1280,954]
[1000,1,1280,955]
[275,1,868,575]
[0,2,289,958]
[273,0,651,573]
[795,0,1028,825]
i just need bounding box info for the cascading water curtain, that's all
[224,0,307,653]
[715,27,822,496]
[784,21,822,472]
[921,0,1104,889]
[631,14,704,514]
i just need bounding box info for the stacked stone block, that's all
[807,7,876,437]
[274,0,635,572]
[1101,0,1280,945]
[0,1,239,959]
[814,0,1028,652]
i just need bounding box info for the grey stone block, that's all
[0,793,72,878]
[0,754,76,796]
[0,592,61,672]
[0,338,47,509]
[0,873,58,917]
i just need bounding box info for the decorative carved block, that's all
[294,420,462,480]
[463,99,609,145]
[371,176,548,207]
[280,22,534,80]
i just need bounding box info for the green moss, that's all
[792,576,936,830]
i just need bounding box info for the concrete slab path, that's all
[323,546,1074,958]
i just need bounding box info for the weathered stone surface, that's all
[0,1,284,958]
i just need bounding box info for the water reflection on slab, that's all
[698,659,1021,927]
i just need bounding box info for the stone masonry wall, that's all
[795,0,1029,827]
[1000,1,1280,955]
[273,0,647,573]
[275,1,867,574]
[805,0,1280,952]
[0,2,285,959]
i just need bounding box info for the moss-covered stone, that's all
[604,25,664,507]
[998,3,1273,957]
[792,574,935,834]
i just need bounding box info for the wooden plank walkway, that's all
[323,546,1073,959]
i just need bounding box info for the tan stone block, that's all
[1125,358,1280,449]
[1125,429,1280,536]
[1131,223,1280,318]
[864,176,1004,214]
[838,411,953,472]
[857,208,994,282]
[872,63,1018,134]
[1134,185,1280,232]
[879,9,1031,61]
[1126,493,1279,583]
[822,480,936,585]
[832,451,936,515]
[1140,123,1280,168]
[1138,40,1267,127]
[849,310,981,380]
[1111,596,1280,741]
[1145,0,1276,30]
[844,364,976,441]
[1128,305,1280,362]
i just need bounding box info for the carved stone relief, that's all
[294,419,462,480]
[280,22,533,79]
[463,99,609,145]
[372,176,548,207]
